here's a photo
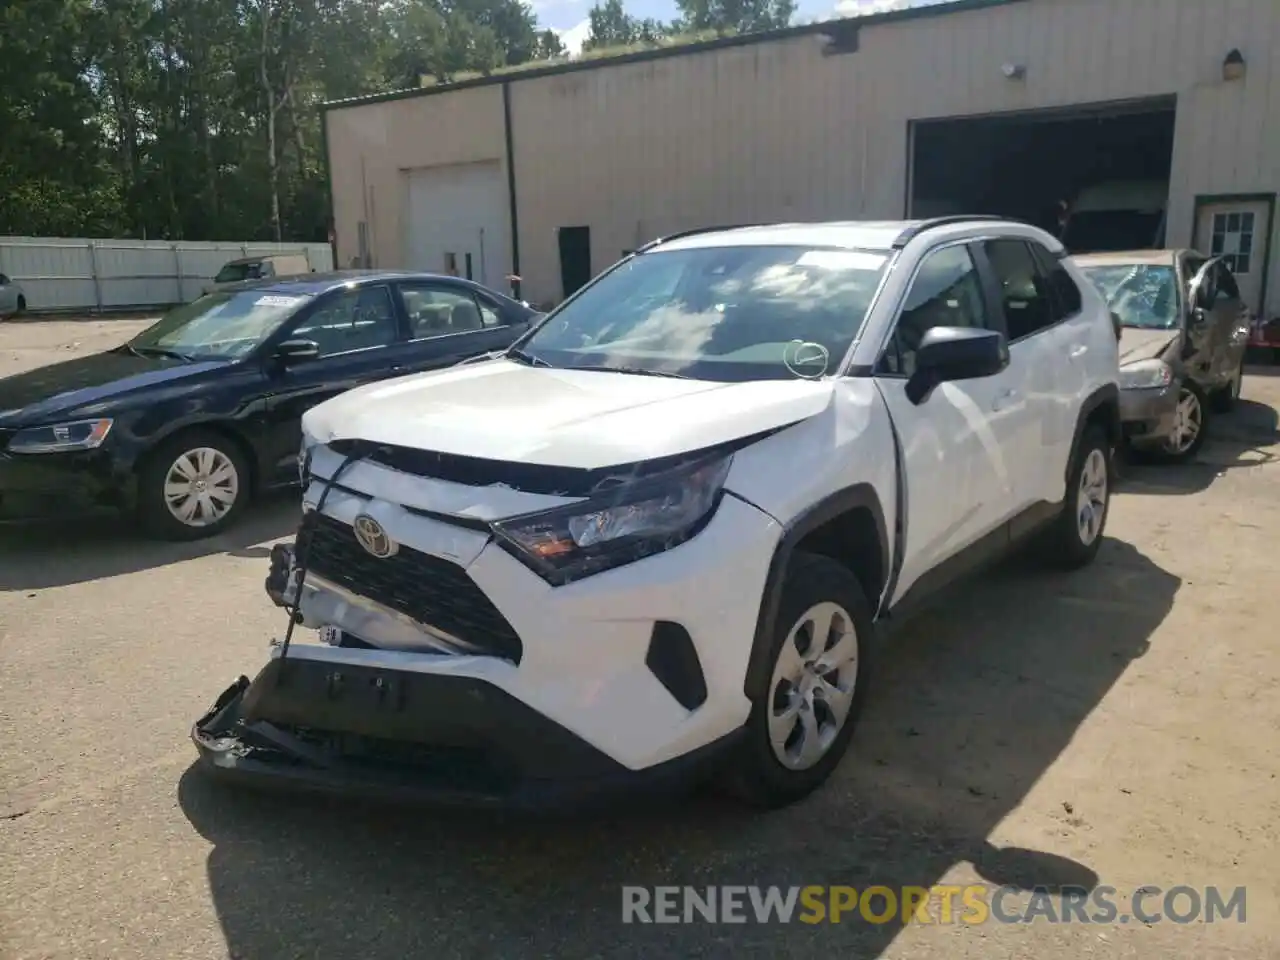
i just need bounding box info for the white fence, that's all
[0,237,335,313]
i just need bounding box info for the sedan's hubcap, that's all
[768,601,859,771]
[1164,387,1202,455]
[1077,447,1109,546]
[164,447,239,527]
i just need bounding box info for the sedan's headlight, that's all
[491,454,733,585]
[1119,359,1174,390]
[8,418,113,454]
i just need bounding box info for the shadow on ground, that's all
[1117,397,1279,496]
[0,493,298,591]
[179,538,1177,959]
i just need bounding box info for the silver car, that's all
[1074,249,1251,462]
[0,273,26,318]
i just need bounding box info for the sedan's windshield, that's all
[517,245,891,381]
[129,290,312,360]
[1080,263,1180,330]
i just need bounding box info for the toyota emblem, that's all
[352,514,398,558]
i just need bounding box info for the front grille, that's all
[302,513,523,663]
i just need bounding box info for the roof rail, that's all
[636,223,766,254]
[891,215,1024,249]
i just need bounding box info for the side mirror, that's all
[273,338,320,365]
[906,327,1009,405]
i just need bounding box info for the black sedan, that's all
[0,270,539,540]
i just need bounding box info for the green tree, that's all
[675,0,794,34]
[584,0,668,50]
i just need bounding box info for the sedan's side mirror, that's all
[273,338,320,366]
[907,327,1009,405]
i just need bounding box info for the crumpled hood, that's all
[0,350,229,426]
[303,358,836,469]
[1119,327,1180,365]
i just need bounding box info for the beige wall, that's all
[325,85,507,272]
[327,0,1280,314]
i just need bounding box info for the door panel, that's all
[874,242,1022,605]
[980,238,1075,509]
[261,284,406,482]
[879,375,1020,607]
[1209,261,1251,381]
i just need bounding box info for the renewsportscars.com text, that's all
[621,885,1247,925]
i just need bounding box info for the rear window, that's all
[214,262,264,284]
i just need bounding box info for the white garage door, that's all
[404,161,508,292]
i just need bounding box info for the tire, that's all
[726,552,873,809]
[15,296,25,316]
[136,429,251,541]
[1151,380,1209,464]
[1043,425,1112,571]
[1211,362,1243,414]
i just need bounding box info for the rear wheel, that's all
[1042,425,1111,570]
[15,295,25,316]
[726,552,872,809]
[137,429,251,540]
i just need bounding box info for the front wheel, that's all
[1153,381,1208,463]
[726,552,872,809]
[137,430,251,540]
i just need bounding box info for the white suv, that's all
[193,217,1120,810]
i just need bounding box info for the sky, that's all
[542,0,948,55]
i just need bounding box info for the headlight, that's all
[8,418,113,453]
[491,454,733,585]
[1118,359,1173,390]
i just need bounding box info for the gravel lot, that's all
[1,320,1278,959]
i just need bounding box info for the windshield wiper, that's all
[506,347,552,368]
[130,344,196,362]
[575,365,693,380]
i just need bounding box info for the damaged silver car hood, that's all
[1119,327,1180,365]
[302,357,836,469]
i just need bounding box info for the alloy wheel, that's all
[768,601,859,771]
[1076,447,1109,547]
[164,446,240,527]
[1163,387,1203,456]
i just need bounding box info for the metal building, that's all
[322,0,1280,320]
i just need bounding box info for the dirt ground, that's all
[1,319,1278,960]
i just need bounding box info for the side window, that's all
[400,284,488,338]
[0,274,8,285]
[880,244,990,376]
[474,297,506,328]
[1029,242,1083,319]
[983,239,1057,340]
[1216,262,1240,301]
[293,285,398,357]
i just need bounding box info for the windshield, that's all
[213,261,264,284]
[1080,263,1180,330]
[129,290,312,359]
[517,245,891,381]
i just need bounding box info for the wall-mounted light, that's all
[1001,62,1026,80]
[1222,48,1245,82]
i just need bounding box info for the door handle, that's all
[1068,344,1088,360]
[992,387,1018,411]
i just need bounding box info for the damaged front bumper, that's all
[190,654,740,811]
